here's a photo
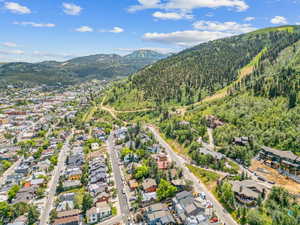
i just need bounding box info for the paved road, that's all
[107,133,130,224]
[39,130,73,225]
[147,125,238,225]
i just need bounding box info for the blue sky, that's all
[0,0,300,62]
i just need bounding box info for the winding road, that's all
[147,125,238,225]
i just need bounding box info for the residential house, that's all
[232,137,250,146]
[145,203,176,225]
[230,180,266,206]
[198,148,225,161]
[67,154,83,167]
[128,179,139,191]
[59,193,75,202]
[205,115,224,129]
[95,192,110,203]
[90,172,106,184]
[12,186,35,204]
[57,209,82,219]
[7,215,28,225]
[57,201,75,212]
[172,191,206,225]
[15,164,30,175]
[171,179,186,190]
[88,183,108,197]
[63,180,82,190]
[91,143,100,151]
[142,178,157,193]
[53,216,82,225]
[30,178,45,187]
[86,202,112,224]
[156,154,169,170]
[65,167,82,180]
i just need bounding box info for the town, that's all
[0,81,299,225]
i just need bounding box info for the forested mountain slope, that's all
[159,27,300,165]
[0,50,167,87]
[107,25,300,107]
[104,25,300,164]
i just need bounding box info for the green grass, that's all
[111,206,117,216]
[249,47,268,66]
[227,160,240,172]
[248,25,296,35]
[107,88,155,111]
[186,164,220,190]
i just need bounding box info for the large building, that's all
[259,146,300,183]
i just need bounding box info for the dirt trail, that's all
[176,64,255,115]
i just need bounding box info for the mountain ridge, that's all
[0,49,168,87]
[105,25,300,109]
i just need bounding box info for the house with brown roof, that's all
[142,178,157,193]
[156,154,169,170]
[57,209,81,219]
[53,215,82,225]
[95,192,110,203]
[128,179,139,191]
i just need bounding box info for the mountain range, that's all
[0,50,168,87]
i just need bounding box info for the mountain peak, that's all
[124,49,168,60]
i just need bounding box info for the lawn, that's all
[186,164,220,190]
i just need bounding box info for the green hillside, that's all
[0,50,167,87]
[106,25,300,109]
[104,25,300,165]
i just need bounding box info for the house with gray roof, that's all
[229,180,267,206]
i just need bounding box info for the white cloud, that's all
[32,51,75,59]
[110,27,124,33]
[75,26,93,32]
[99,27,125,33]
[129,0,249,12]
[143,19,257,47]
[143,30,232,46]
[129,0,160,12]
[13,21,56,28]
[2,42,17,47]
[62,2,82,15]
[193,20,256,33]
[270,16,288,25]
[296,22,300,25]
[152,11,193,20]
[4,2,31,14]
[244,16,255,21]
[0,49,24,55]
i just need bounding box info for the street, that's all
[107,133,130,224]
[39,130,74,225]
[147,125,239,225]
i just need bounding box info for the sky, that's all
[0,0,300,62]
